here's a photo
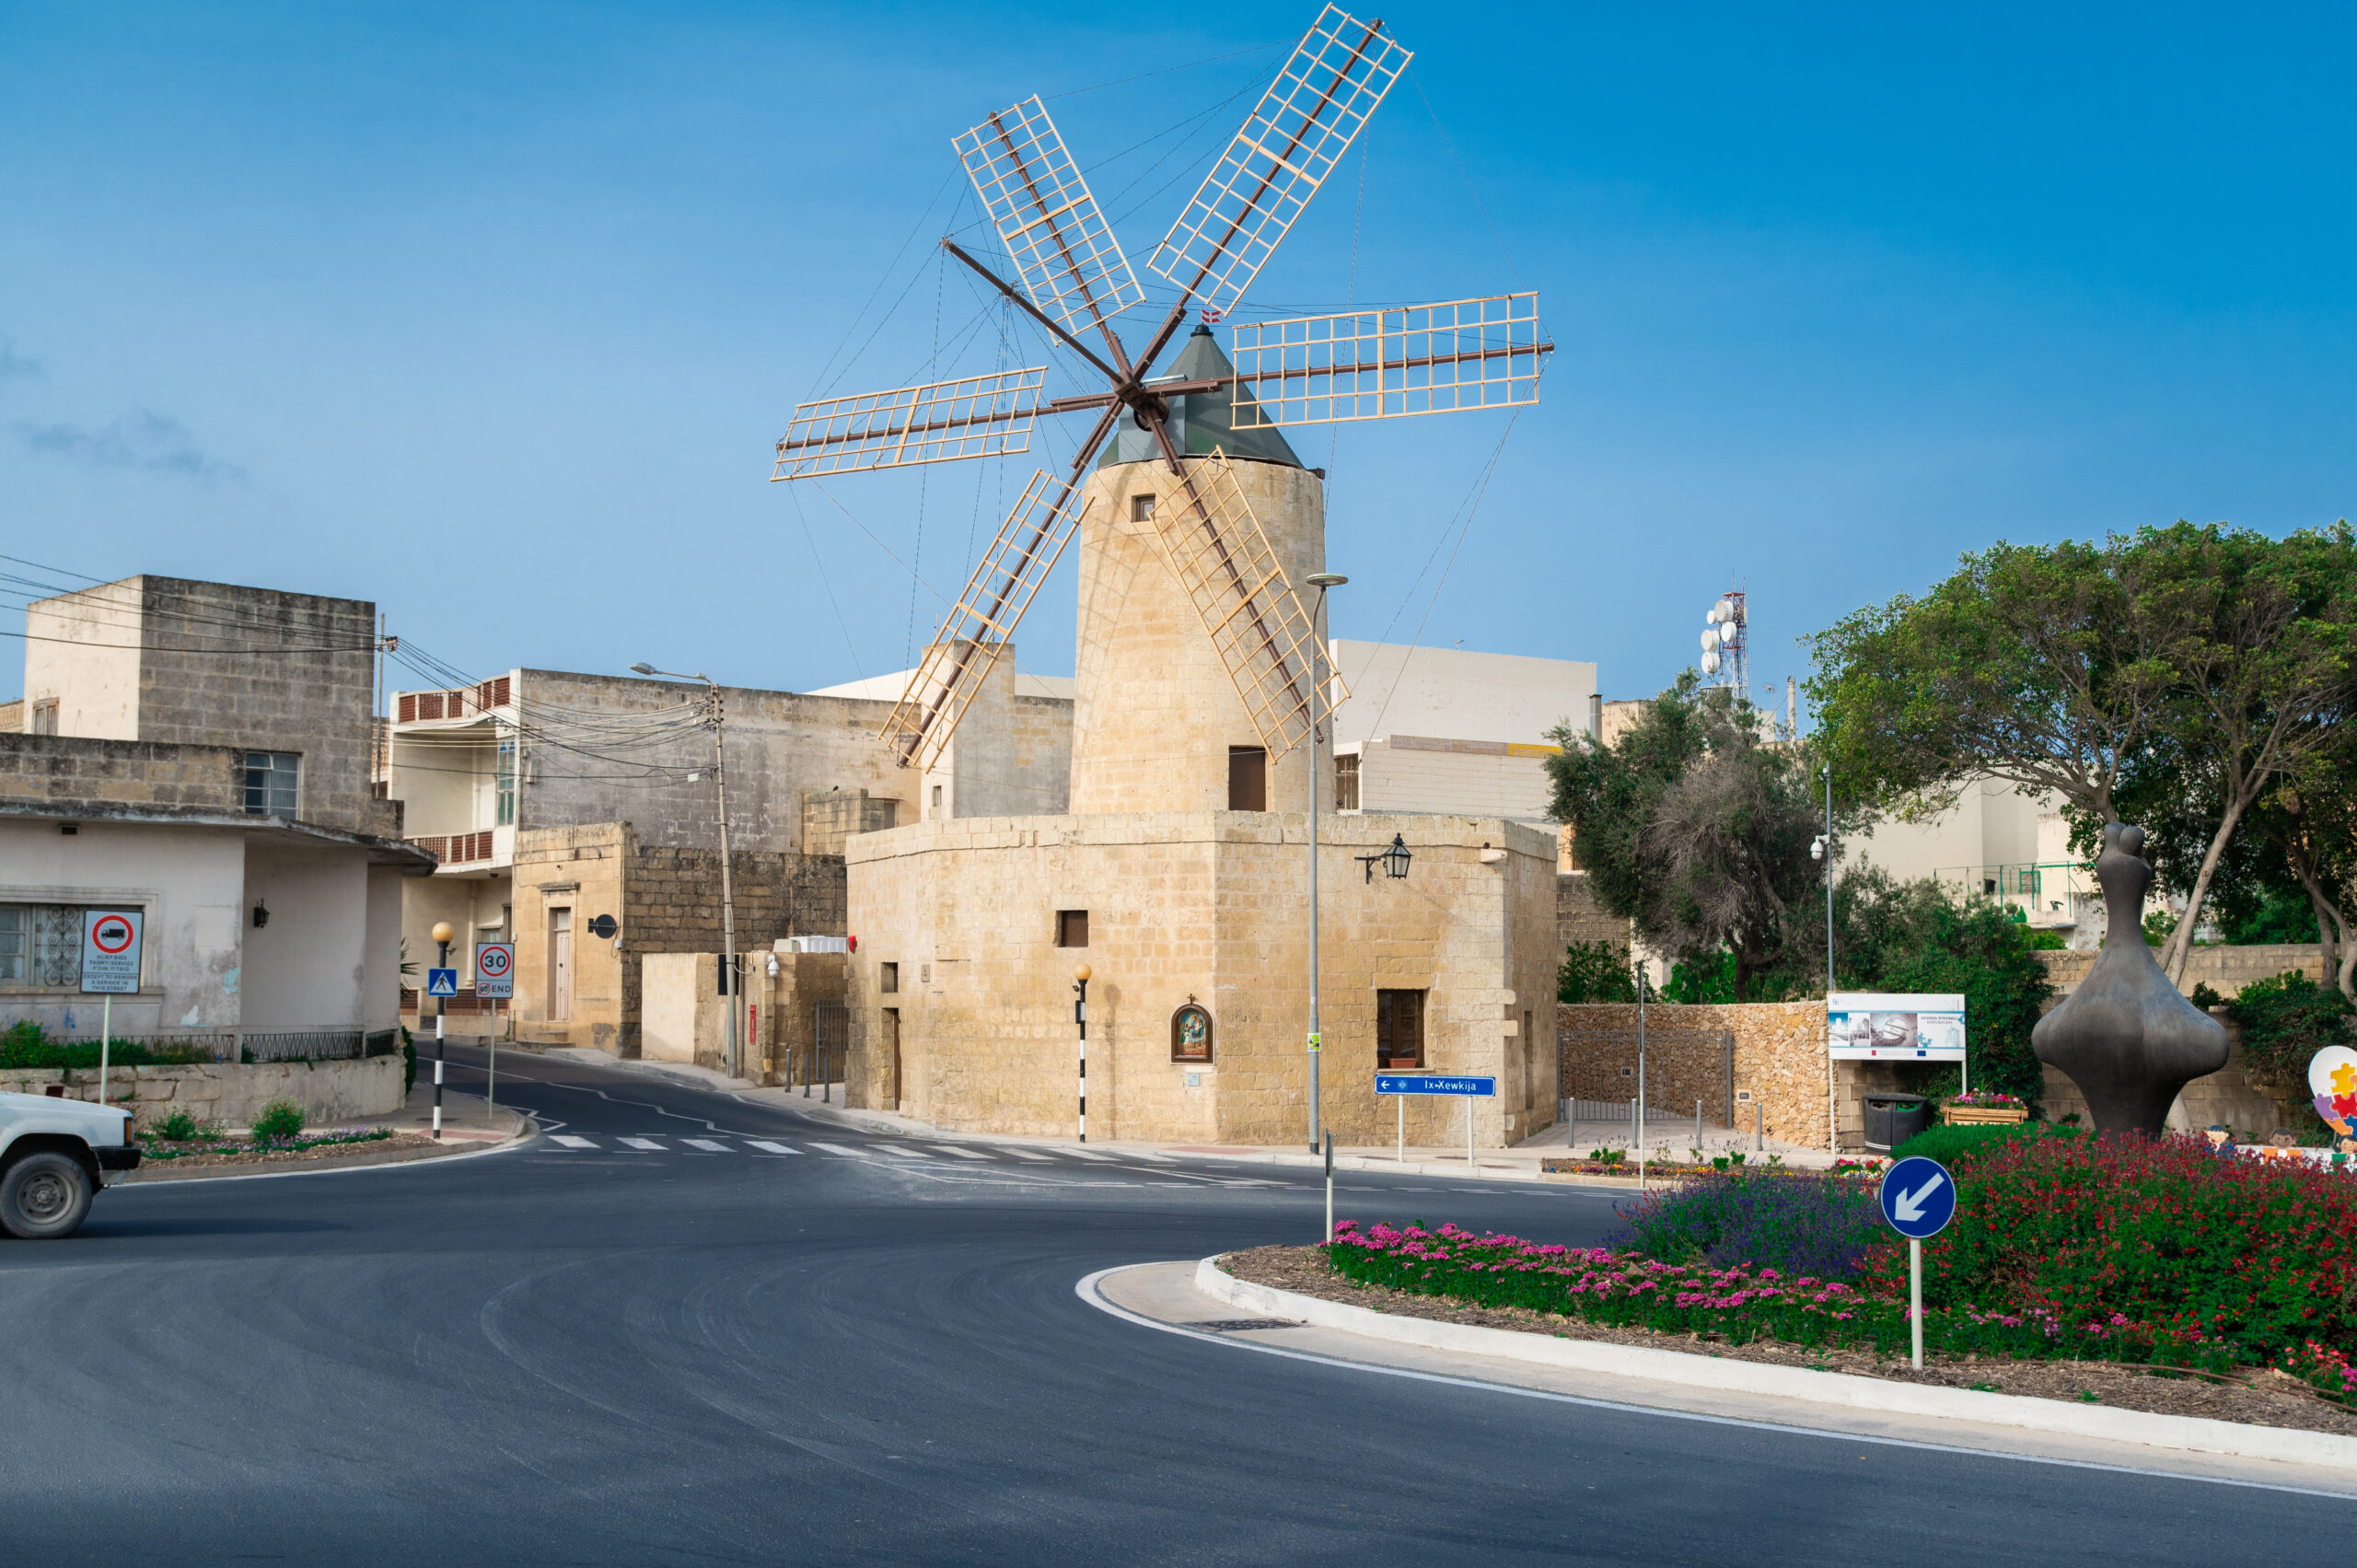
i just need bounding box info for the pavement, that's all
[3,1041,2340,1564]
[117,1074,533,1183]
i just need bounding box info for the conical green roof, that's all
[1097,326,1304,470]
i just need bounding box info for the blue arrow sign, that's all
[1375,1074,1496,1097]
[425,967,459,998]
[1878,1156,1956,1239]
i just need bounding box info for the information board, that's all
[80,909,143,994]
[1827,992,1966,1062]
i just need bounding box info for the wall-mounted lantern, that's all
[1356,834,1412,884]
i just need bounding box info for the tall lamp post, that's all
[631,662,738,1080]
[1302,572,1347,1153]
[430,920,454,1141]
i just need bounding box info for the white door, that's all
[549,907,573,1021]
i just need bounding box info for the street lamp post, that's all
[632,663,739,1079]
[1303,573,1346,1154]
[1073,964,1091,1143]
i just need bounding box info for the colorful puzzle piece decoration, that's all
[2307,1047,2357,1137]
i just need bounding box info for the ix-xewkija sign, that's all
[80,909,143,994]
[1827,992,1967,1062]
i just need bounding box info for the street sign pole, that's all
[81,911,143,1123]
[474,941,516,1129]
[1877,1155,1956,1371]
[1910,1237,1924,1369]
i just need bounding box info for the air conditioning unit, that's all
[775,935,852,955]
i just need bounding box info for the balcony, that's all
[409,830,499,868]
[397,677,511,724]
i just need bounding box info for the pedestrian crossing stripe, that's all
[931,1145,991,1159]
[619,1137,664,1150]
[808,1142,867,1157]
[1062,1148,1113,1162]
[1000,1148,1053,1161]
[872,1145,928,1159]
[550,1134,597,1148]
[745,1140,797,1154]
[681,1139,729,1152]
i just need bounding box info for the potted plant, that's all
[1941,1089,2029,1125]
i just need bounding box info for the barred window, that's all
[245,750,299,817]
[496,740,517,827]
[0,904,89,986]
[1334,752,1360,811]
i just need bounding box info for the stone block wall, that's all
[1560,1000,1831,1150]
[0,734,243,811]
[801,790,899,856]
[4,1055,405,1129]
[1555,873,1629,959]
[2035,943,2326,1000]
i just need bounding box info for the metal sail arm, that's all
[1226,293,1550,428]
[955,97,1144,349]
[877,402,1122,772]
[772,366,1051,480]
[1147,6,1411,318]
[941,240,1121,384]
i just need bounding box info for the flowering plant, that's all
[1946,1090,2025,1109]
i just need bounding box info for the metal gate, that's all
[813,1000,847,1090]
[1556,1024,1736,1129]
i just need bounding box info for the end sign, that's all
[475,942,515,1000]
[80,910,143,994]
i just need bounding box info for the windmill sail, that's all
[956,98,1144,339]
[1150,447,1348,761]
[878,470,1096,772]
[772,366,1049,480]
[1148,6,1411,316]
[1227,293,1550,427]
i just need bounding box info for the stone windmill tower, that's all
[773,6,1562,1148]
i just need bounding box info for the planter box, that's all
[1941,1105,2029,1126]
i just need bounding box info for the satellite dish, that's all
[1706,605,1724,626]
[1700,628,1719,651]
[1719,621,1738,646]
[1701,647,1722,675]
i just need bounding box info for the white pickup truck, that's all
[0,1091,142,1238]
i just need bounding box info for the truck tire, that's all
[0,1151,94,1239]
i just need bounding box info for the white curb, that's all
[1195,1257,2357,1470]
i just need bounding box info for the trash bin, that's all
[1863,1093,1930,1151]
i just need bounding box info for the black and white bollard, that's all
[1324,1131,1334,1243]
[1073,966,1091,1142]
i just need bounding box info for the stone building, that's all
[843,335,1562,1147]
[0,576,430,1050]
[385,665,1071,1053]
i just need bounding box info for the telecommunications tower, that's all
[1698,588,1746,693]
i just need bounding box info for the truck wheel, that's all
[0,1152,94,1239]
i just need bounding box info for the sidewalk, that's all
[521,1047,1841,1183]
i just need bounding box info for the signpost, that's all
[80,910,143,1120]
[426,935,459,1139]
[1375,1074,1497,1168]
[475,943,514,1121]
[1877,1155,1957,1369]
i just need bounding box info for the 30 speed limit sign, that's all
[475,941,516,1000]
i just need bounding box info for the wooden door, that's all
[548,907,573,1021]
[883,1007,901,1109]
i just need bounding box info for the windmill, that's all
[772,6,1553,775]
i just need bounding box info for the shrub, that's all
[401,1027,417,1095]
[250,1098,307,1142]
[1889,1121,2075,1168]
[1608,1170,1886,1278]
[0,1022,212,1070]
[2230,971,2354,1086]
[1558,941,1637,1003]
[149,1109,202,1141]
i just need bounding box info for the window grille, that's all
[0,904,94,986]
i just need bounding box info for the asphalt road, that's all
[2,1046,2343,1564]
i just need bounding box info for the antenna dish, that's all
[1699,628,1718,652]
[1719,621,1737,647]
[1701,647,1722,675]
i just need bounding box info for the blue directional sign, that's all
[1375,1074,1496,1098]
[424,968,460,999]
[1878,1156,1956,1239]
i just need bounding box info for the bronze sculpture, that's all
[2032,823,2229,1135]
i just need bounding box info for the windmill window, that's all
[1131,494,1155,523]
[1227,747,1266,812]
[1333,752,1360,811]
[931,784,943,809]
[1377,988,1426,1070]
[879,962,899,994]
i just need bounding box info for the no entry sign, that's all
[80,909,143,994]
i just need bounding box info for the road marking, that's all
[745,1140,797,1154]
[1120,1149,1173,1162]
[681,1139,730,1152]
[550,1135,598,1149]
[809,1142,868,1157]
[1000,1149,1054,1162]
[873,1145,930,1159]
[930,1145,992,1159]
[1061,1148,1114,1162]
[619,1137,665,1151]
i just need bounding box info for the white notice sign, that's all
[80,909,144,994]
[1828,992,1966,1062]
[474,941,515,1000]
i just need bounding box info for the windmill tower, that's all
[784,7,1563,1147]
[772,6,1552,807]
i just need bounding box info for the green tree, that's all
[1547,676,1828,1000]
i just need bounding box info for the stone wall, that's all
[1555,873,1629,959]
[845,810,1557,1146]
[802,789,899,856]
[2035,943,2326,999]
[5,1055,405,1129]
[641,947,846,1081]
[0,733,243,811]
[1559,1000,1831,1150]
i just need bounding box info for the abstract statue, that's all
[2032,823,2229,1136]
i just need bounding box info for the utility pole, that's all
[1304,573,1346,1153]
[631,664,737,1079]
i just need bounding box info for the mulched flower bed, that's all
[134,1129,422,1168]
[1221,1244,2357,1437]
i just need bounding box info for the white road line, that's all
[809,1142,869,1157]
[1000,1149,1054,1162]
[745,1140,798,1154]
[550,1135,597,1149]
[681,1139,730,1153]
[873,1145,930,1160]
[619,1137,665,1151]
[930,1145,992,1160]
[1120,1149,1173,1162]
[1061,1148,1114,1162]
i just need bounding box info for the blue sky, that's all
[5,2,2352,716]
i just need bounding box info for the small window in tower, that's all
[1131,494,1155,523]
[1227,747,1267,811]
[879,962,899,994]
[1376,989,1426,1070]
[29,699,59,735]
[1333,752,1360,811]
[931,784,943,809]
[1055,910,1089,947]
